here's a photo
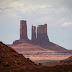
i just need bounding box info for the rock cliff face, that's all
[0,42,35,67]
[12,20,49,45]
[13,20,29,45]
[20,20,28,40]
[37,24,49,45]
[11,20,71,51]
[10,20,72,61]
[31,25,36,41]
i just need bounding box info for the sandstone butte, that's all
[9,20,72,61]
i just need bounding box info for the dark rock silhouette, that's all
[37,24,49,45]
[12,20,50,45]
[60,56,72,64]
[12,20,71,52]
[0,41,35,67]
[13,20,30,45]
[20,20,28,40]
[11,20,72,61]
[31,25,36,41]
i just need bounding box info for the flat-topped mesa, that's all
[31,25,36,41]
[37,24,49,45]
[20,20,28,40]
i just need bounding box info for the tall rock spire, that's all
[20,20,28,40]
[31,25,36,41]
[12,20,50,45]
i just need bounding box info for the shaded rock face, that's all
[60,56,72,64]
[12,20,29,45]
[20,20,28,40]
[31,24,49,44]
[10,20,72,61]
[0,42,35,67]
[37,24,49,45]
[12,20,49,45]
[31,25,36,41]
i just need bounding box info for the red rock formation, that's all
[12,20,29,45]
[20,20,28,40]
[12,21,50,45]
[0,42,35,67]
[37,24,49,45]
[31,25,36,41]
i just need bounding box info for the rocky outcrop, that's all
[11,20,70,54]
[31,25,36,41]
[12,20,29,45]
[37,24,49,45]
[12,20,50,45]
[31,24,49,45]
[60,56,72,64]
[20,20,28,40]
[0,42,35,67]
[10,20,72,61]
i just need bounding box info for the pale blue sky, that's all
[0,0,72,50]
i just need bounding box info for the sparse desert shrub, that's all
[13,55,18,57]
[4,62,9,67]
[10,48,17,53]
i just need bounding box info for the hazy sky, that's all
[0,0,72,50]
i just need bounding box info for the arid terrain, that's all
[0,20,72,72]
[11,42,72,62]
[9,20,72,63]
[0,42,72,72]
[0,42,35,67]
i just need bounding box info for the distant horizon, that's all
[0,0,72,50]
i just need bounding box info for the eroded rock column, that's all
[20,20,28,40]
[31,25,36,41]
